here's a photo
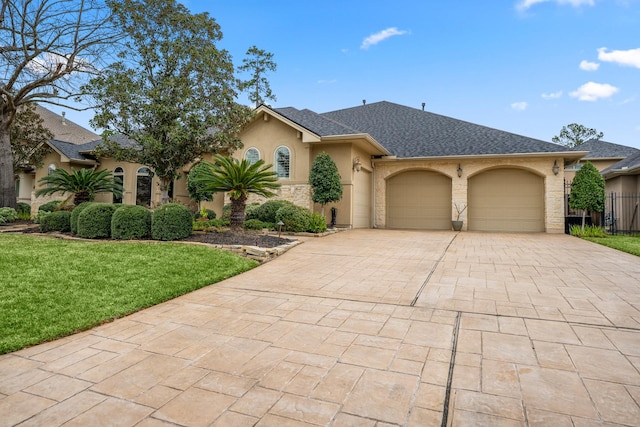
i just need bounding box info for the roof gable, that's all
[35,105,99,145]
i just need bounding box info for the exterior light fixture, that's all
[277,221,284,238]
[457,164,463,178]
[552,160,560,176]
[353,157,362,172]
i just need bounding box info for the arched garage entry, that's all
[386,170,452,230]
[468,168,545,232]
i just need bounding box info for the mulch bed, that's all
[182,230,294,248]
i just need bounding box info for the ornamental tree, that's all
[569,161,605,230]
[86,0,255,205]
[552,123,604,148]
[309,152,343,217]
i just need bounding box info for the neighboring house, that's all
[25,101,590,233]
[565,139,640,181]
[600,151,640,233]
[234,101,585,233]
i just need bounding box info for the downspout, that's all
[371,158,376,228]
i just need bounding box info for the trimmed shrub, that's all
[221,203,232,221]
[0,207,17,224]
[70,202,93,235]
[151,203,193,241]
[77,203,118,239]
[275,204,312,233]
[308,213,328,233]
[16,202,31,215]
[38,200,62,212]
[112,205,152,240]
[256,200,294,223]
[194,208,216,220]
[244,219,273,230]
[244,202,261,220]
[39,211,71,232]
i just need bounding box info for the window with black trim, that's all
[275,146,290,178]
[113,167,124,204]
[136,167,152,207]
[245,148,260,165]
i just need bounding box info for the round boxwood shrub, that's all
[77,203,118,239]
[151,203,193,241]
[221,203,232,221]
[243,219,273,230]
[112,205,152,240]
[275,204,312,233]
[38,200,62,212]
[0,207,17,224]
[244,202,261,220]
[39,211,71,232]
[70,202,93,235]
[256,200,294,223]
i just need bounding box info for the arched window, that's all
[113,167,124,204]
[136,167,152,207]
[244,148,260,165]
[275,146,290,178]
[47,164,56,176]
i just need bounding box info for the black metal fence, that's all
[564,181,640,234]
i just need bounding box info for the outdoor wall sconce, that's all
[457,164,463,178]
[552,160,560,176]
[353,157,362,172]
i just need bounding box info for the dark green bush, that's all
[308,213,328,233]
[256,200,294,223]
[38,200,62,212]
[70,202,93,235]
[16,202,31,215]
[112,205,152,240]
[244,202,261,220]
[39,211,71,232]
[194,208,216,220]
[77,203,118,239]
[0,207,17,224]
[244,219,273,230]
[275,204,312,233]
[192,218,230,232]
[221,204,232,221]
[151,203,193,241]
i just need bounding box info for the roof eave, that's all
[320,133,391,156]
[254,105,322,143]
[373,151,588,162]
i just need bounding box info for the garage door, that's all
[387,170,452,229]
[468,168,544,232]
[353,169,371,228]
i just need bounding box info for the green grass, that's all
[583,234,640,257]
[0,234,258,354]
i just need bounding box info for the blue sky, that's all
[60,0,640,149]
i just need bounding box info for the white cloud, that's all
[511,101,528,111]
[361,27,408,50]
[579,60,600,71]
[597,47,640,68]
[569,81,619,101]
[26,51,94,75]
[542,91,563,100]
[516,0,594,11]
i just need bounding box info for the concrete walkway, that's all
[1,230,639,426]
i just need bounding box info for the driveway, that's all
[1,230,639,426]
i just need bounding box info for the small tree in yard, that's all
[186,161,214,209]
[194,154,280,230]
[570,161,605,230]
[309,152,342,217]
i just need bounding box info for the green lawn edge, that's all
[0,234,258,354]
[582,235,640,257]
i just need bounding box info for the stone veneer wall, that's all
[236,184,313,210]
[373,157,565,233]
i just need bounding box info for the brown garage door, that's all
[387,170,452,230]
[468,168,544,232]
[353,169,372,228]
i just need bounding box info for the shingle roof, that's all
[601,150,640,175]
[35,105,99,144]
[276,101,568,157]
[575,139,639,159]
[49,135,140,162]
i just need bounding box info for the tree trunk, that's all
[0,115,17,209]
[581,210,586,231]
[230,194,247,231]
[159,178,171,205]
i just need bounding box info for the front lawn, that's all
[583,235,640,257]
[0,234,257,354]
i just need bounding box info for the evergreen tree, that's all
[552,123,603,148]
[309,152,343,217]
[570,161,605,230]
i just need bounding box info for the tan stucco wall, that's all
[373,157,565,233]
[606,175,640,194]
[565,159,619,182]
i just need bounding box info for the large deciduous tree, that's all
[86,0,254,205]
[309,152,342,217]
[552,123,604,148]
[570,161,605,230]
[238,45,277,108]
[11,104,54,172]
[0,0,120,208]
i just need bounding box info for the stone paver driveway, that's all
[1,230,639,426]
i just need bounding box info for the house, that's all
[600,151,640,233]
[565,139,639,181]
[233,101,585,233]
[26,101,588,233]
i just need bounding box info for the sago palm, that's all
[194,154,281,230]
[36,168,124,206]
